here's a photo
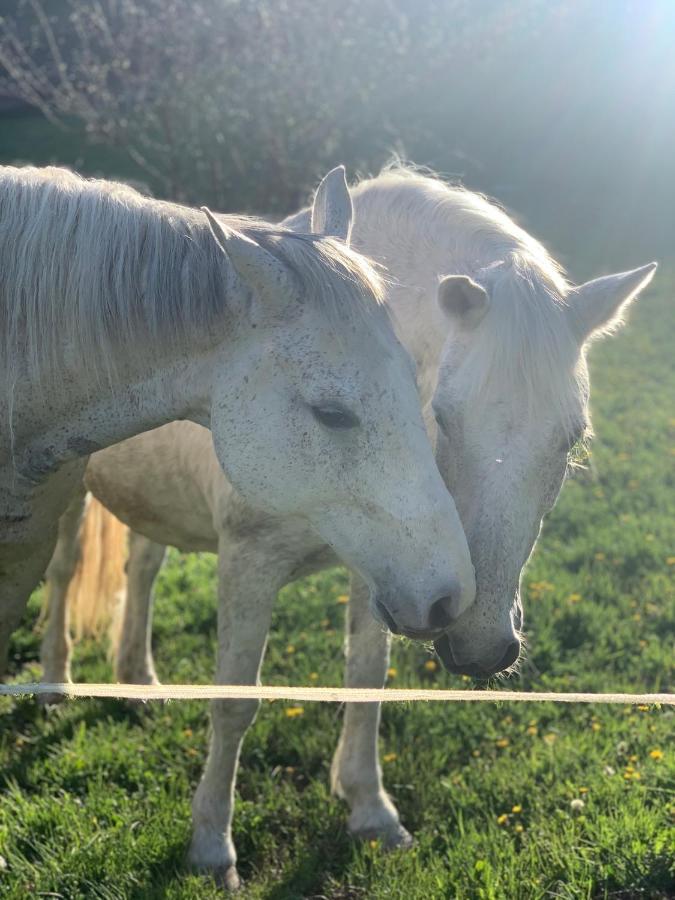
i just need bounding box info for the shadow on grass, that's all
[0,697,147,787]
[246,824,359,900]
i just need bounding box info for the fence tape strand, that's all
[1,683,672,705]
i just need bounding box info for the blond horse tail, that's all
[67,496,129,649]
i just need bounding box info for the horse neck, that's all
[5,341,219,484]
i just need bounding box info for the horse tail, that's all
[67,496,129,644]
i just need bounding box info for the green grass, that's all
[1,273,673,899]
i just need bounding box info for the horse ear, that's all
[567,262,657,341]
[437,275,489,328]
[310,165,353,243]
[201,207,296,305]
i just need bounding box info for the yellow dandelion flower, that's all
[369,839,379,849]
[286,644,295,654]
[514,823,524,833]
[667,557,675,566]
[285,706,304,718]
[387,667,397,678]
[511,804,522,814]
[638,704,650,711]
[594,552,606,561]
[543,732,558,745]
[495,738,509,749]
[649,748,663,761]
[472,749,481,758]
[625,765,634,774]
[383,752,397,763]
[578,787,589,795]
[424,659,438,672]
[568,593,582,603]
[591,722,601,732]
[309,672,318,681]
[285,766,295,774]
[497,814,509,826]
[526,725,538,736]
[462,674,471,682]
[629,754,638,763]
[183,728,193,738]
[336,594,349,604]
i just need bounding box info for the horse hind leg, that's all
[39,486,88,703]
[331,572,412,849]
[114,532,166,685]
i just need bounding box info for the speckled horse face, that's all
[430,262,656,676]
[207,169,476,639]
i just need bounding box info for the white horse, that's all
[41,165,656,890]
[0,163,476,677]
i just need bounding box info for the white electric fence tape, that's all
[0,683,673,704]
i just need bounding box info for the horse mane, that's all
[0,165,386,389]
[350,161,587,430]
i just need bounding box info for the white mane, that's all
[350,163,585,429]
[0,165,385,389]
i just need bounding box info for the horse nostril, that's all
[428,591,461,632]
[374,598,400,635]
[498,639,521,671]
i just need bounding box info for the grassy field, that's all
[1,270,673,899]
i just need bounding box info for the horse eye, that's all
[311,404,361,430]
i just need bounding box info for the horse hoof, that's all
[114,671,162,705]
[355,822,414,851]
[214,865,241,892]
[384,823,414,850]
[37,689,67,707]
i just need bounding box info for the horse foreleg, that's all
[114,532,166,685]
[0,537,57,677]
[188,536,281,891]
[39,486,87,701]
[330,572,412,848]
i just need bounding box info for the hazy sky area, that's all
[1,0,673,274]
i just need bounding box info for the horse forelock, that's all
[351,162,586,430]
[0,165,389,390]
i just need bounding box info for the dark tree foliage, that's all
[1,0,674,260]
[0,0,481,210]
